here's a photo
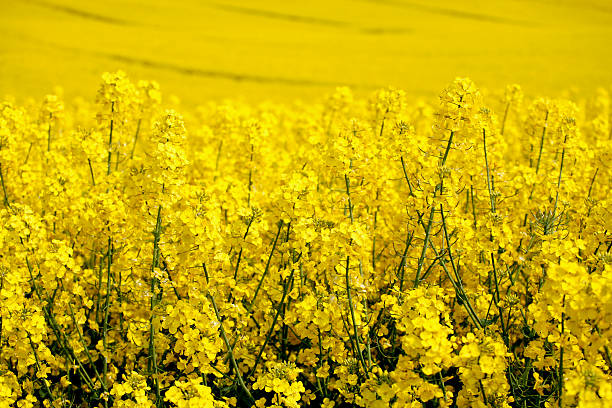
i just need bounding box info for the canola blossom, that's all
[0,72,610,408]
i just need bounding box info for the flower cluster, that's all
[0,72,610,407]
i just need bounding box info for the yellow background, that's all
[2,0,612,104]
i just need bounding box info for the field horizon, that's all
[2,0,612,104]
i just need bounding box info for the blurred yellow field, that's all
[2,2,612,408]
[2,0,612,103]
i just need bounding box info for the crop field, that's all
[1,1,612,408]
[2,0,612,103]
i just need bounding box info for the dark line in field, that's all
[213,3,351,27]
[359,0,534,26]
[514,0,612,16]
[0,28,384,89]
[212,2,412,35]
[102,52,378,88]
[360,27,411,35]
[24,0,138,26]
[5,28,433,93]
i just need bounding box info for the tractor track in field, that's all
[359,0,534,27]
[5,30,388,90]
[212,3,413,35]
[23,0,146,27]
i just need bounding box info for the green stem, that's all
[587,168,599,199]
[372,204,378,271]
[130,118,142,159]
[247,270,295,379]
[47,113,52,152]
[414,205,435,287]
[397,230,414,292]
[441,131,455,166]
[559,295,566,406]
[24,142,33,165]
[88,158,96,186]
[149,206,163,406]
[28,335,55,402]
[346,256,369,378]
[534,110,549,175]
[482,128,495,213]
[228,214,255,303]
[379,110,388,137]
[95,256,103,324]
[500,101,510,136]
[470,185,477,229]
[248,220,283,311]
[490,253,509,346]
[247,144,254,206]
[214,140,223,179]
[102,237,113,395]
[316,329,328,398]
[400,156,416,196]
[552,136,567,219]
[0,163,11,210]
[107,102,114,176]
[204,264,254,402]
[434,208,483,328]
[66,302,106,389]
[344,174,354,223]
